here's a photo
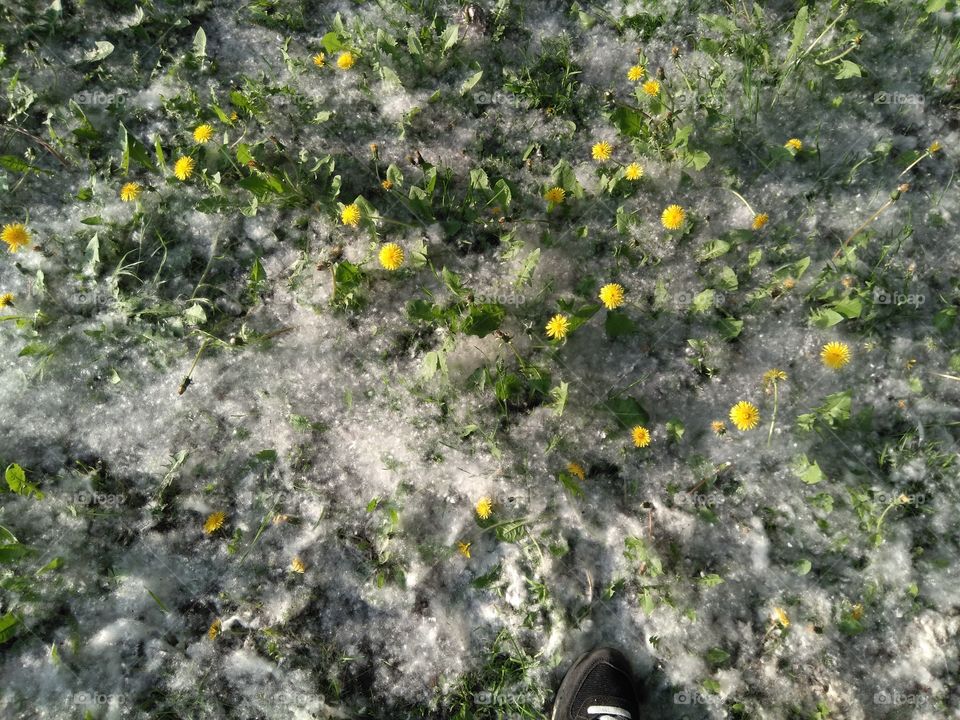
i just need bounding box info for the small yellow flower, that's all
[457,541,471,559]
[208,618,222,640]
[229,111,239,122]
[291,556,306,573]
[928,140,941,154]
[785,138,803,152]
[661,204,686,230]
[173,156,195,181]
[337,51,355,70]
[598,283,625,310]
[1,223,30,253]
[624,163,643,181]
[341,203,361,227]
[631,425,651,448]
[193,124,214,144]
[0,293,14,309]
[821,341,851,370]
[729,401,760,431]
[203,511,227,534]
[120,182,142,202]
[772,607,790,627]
[567,462,586,481]
[781,277,797,290]
[475,496,493,520]
[627,64,645,81]
[763,369,787,387]
[592,141,613,162]
[379,243,404,270]
[711,420,727,436]
[312,52,326,67]
[544,186,566,204]
[642,79,660,96]
[545,314,570,340]
[381,179,393,190]
[752,213,769,230]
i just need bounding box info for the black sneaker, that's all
[551,647,640,720]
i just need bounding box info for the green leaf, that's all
[83,40,114,62]
[697,239,731,262]
[5,464,43,499]
[183,303,207,326]
[321,31,343,54]
[699,573,725,588]
[605,310,636,338]
[809,308,844,328]
[0,612,20,644]
[495,519,527,543]
[835,60,861,80]
[0,154,45,175]
[557,470,584,498]
[332,261,365,308]
[793,454,825,484]
[786,6,809,64]
[440,24,459,53]
[609,105,645,138]
[460,303,505,337]
[550,382,569,416]
[795,559,812,575]
[460,70,483,96]
[715,316,743,340]
[832,296,862,318]
[706,647,730,665]
[691,289,715,314]
[604,396,649,429]
[193,27,207,58]
[118,123,156,174]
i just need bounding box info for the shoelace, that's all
[587,705,632,720]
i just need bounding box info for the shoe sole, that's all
[550,649,596,720]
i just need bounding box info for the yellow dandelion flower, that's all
[631,425,651,448]
[0,293,14,309]
[772,607,790,627]
[1,223,30,253]
[545,313,570,340]
[379,242,404,270]
[598,282,625,310]
[120,182,142,202]
[567,462,586,481]
[785,138,803,152]
[627,64,645,81]
[381,179,393,190]
[229,111,239,122]
[337,51,355,70]
[752,213,769,230]
[821,341,851,370]
[729,401,760,431]
[711,420,727,436]
[341,203,361,227]
[475,496,493,520]
[208,618,222,640]
[661,204,686,230]
[624,163,643,181]
[193,124,214,144]
[642,79,660,96]
[457,541,471,559]
[928,140,941,154]
[781,277,796,290]
[763,369,787,387]
[203,511,227,534]
[592,141,613,162]
[291,556,306,573]
[173,156,195,181]
[312,52,326,68]
[544,186,566,204]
